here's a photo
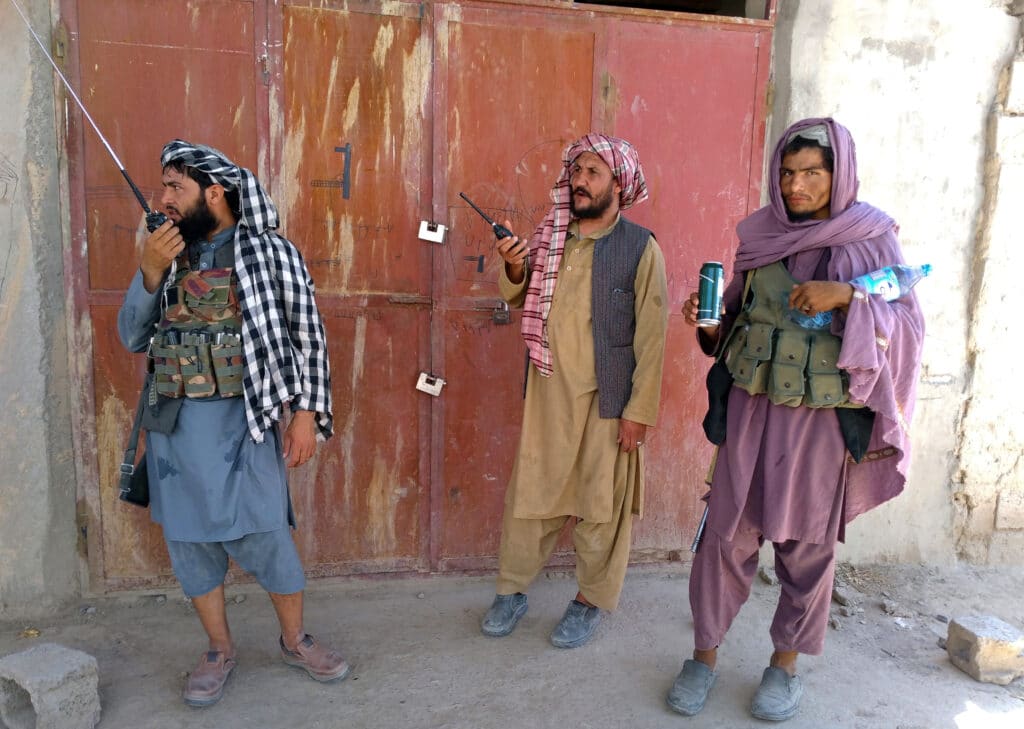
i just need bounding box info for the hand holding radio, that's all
[495,222,529,283]
[140,220,185,293]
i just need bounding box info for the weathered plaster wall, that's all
[957,46,1024,564]
[770,0,1020,564]
[0,0,79,617]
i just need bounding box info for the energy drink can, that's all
[697,261,725,327]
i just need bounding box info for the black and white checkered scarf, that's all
[161,140,333,442]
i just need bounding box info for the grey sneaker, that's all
[481,593,528,637]
[666,659,717,716]
[549,599,601,649]
[750,666,804,721]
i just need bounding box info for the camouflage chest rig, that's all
[151,240,244,399]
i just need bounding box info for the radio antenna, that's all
[9,0,166,229]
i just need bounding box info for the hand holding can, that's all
[697,261,725,327]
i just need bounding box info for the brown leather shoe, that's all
[280,634,351,682]
[183,650,236,707]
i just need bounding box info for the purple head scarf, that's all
[734,118,895,272]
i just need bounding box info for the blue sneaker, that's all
[550,599,601,649]
[666,659,717,716]
[750,666,804,721]
[481,593,528,637]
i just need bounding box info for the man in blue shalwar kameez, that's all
[118,140,347,707]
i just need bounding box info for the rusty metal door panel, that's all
[290,308,428,573]
[76,0,262,292]
[598,17,773,554]
[436,10,595,300]
[273,3,430,296]
[434,311,524,567]
[432,5,595,567]
[271,2,433,572]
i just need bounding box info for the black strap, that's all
[119,374,149,479]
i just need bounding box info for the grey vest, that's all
[591,216,653,418]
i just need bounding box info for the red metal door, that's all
[64,0,772,589]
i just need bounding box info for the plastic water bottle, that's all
[788,263,931,329]
[849,263,931,302]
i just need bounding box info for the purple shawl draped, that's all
[731,118,925,522]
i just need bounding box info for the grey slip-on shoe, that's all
[666,659,718,716]
[751,666,804,721]
[481,593,528,637]
[549,599,602,649]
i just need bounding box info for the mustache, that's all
[571,187,591,198]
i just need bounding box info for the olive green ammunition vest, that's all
[151,254,244,399]
[721,261,863,409]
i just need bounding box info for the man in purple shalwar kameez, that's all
[667,118,925,721]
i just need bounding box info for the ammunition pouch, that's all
[723,323,859,409]
[720,262,862,410]
[153,263,244,400]
[152,332,243,400]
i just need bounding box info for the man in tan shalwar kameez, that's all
[481,133,668,649]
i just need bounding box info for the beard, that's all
[786,209,817,222]
[570,182,615,220]
[174,195,218,242]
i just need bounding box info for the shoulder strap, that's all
[714,269,753,362]
[119,375,149,479]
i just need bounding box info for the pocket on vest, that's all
[805,336,849,407]
[211,341,244,398]
[152,343,185,398]
[729,322,772,392]
[179,344,218,398]
[607,289,636,346]
[768,329,809,406]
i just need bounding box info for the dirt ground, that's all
[2,562,1023,729]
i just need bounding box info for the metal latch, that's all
[418,220,446,243]
[415,372,446,396]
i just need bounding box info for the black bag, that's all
[118,455,149,507]
[701,272,750,446]
[118,375,151,508]
[836,406,876,463]
[701,358,733,445]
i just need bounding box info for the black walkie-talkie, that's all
[459,193,514,240]
[145,211,169,232]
